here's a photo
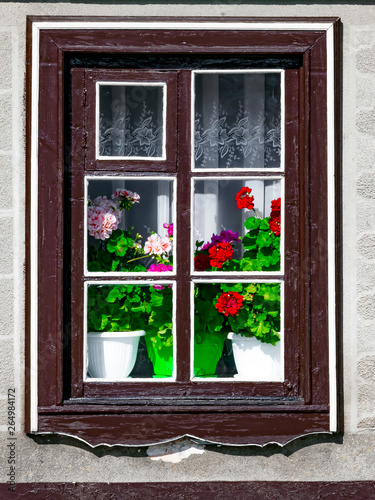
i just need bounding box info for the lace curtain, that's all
[98,84,164,158]
[194,72,281,169]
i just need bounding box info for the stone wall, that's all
[0,1,375,484]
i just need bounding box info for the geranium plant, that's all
[194,281,280,377]
[194,187,281,272]
[214,282,280,344]
[88,283,174,377]
[87,188,173,272]
[194,281,280,350]
[87,284,149,333]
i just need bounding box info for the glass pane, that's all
[87,284,174,380]
[98,84,164,158]
[194,72,281,169]
[193,282,282,380]
[193,179,281,272]
[87,178,174,273]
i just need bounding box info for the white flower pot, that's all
[228,332,282,381]
[87,331,145,380]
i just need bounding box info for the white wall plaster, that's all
[0,0,374,483]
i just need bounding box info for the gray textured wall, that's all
[1,1,375,483]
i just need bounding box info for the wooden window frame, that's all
[84,69,178,171]
[26,17,341,447]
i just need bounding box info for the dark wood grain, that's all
[70,69,86,399]
[283,68,302,399]
[176,70,192,382]
[84,69,178,172]
[82,381,288,399]
[43,28,325,55]
[37,411,329,446]
[37,32,65,407]
[299,49,312,405]
[3,481,374,500]
[309,33,330,406]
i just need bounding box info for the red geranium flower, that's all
[208,242,233,269]
[270,198,281,219]
[215,291,244,316]
[269,198,281,236]
[269,215,281,236]
[235,187,255,210]
[194,253,211,271]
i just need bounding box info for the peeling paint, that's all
[147,439,205,463]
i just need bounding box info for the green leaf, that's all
[241,234,258,250]
[131,305,146,313]
[106,287,122,303]
[250,320,271,337]
[221,259,241,271]
[244,283,258,295]
[107,230,133,257]
[220,283,243,293]
[239,258,261,271]
[149,291,164,308]
[244,216,260,230]
[228,308,247,332]
[256,230,273,249]
[110,258,120,271]
[259,218,270,230]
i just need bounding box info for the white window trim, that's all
[30,19,337,434]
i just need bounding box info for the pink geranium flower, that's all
[144,233,172,256]
[87,196,121,240]
[112,189,140,210]
[163,222,174,237]
[147,263,173,272]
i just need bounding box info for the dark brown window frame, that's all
[84,69,178,172]
[26,17,341,447]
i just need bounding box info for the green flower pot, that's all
[145,336,173,378]
[194,333,226,377]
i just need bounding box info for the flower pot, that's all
[194,333,226,377]
[228,332,282,381]
[87,331,145,380]
[145,336,173,378]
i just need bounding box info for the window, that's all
[27,17,340,446]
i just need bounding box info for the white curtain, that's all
[194,72,281,169]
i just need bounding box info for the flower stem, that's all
[253,208,262,219]
[126,255,149,264]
